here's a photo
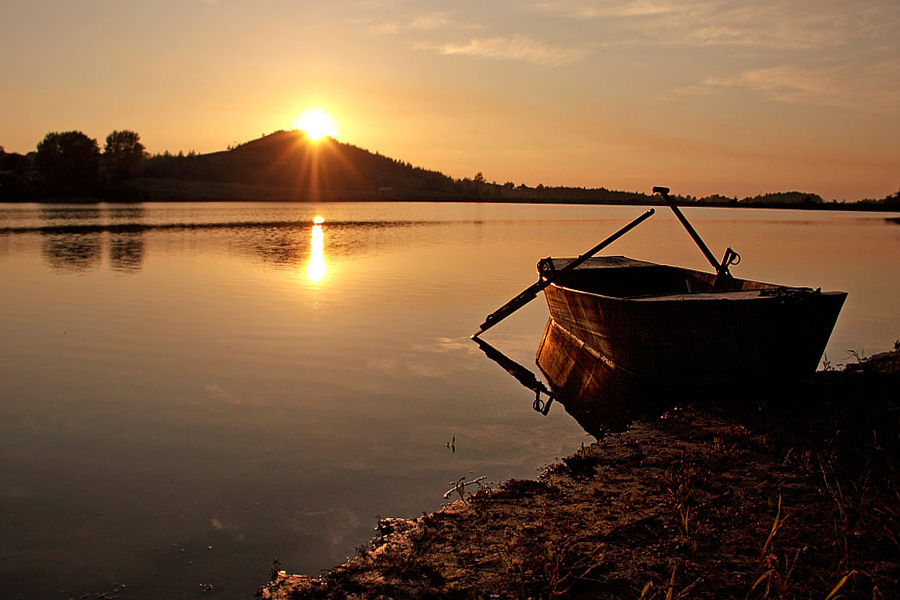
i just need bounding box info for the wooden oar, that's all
[472,208,655,338]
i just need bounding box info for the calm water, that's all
[0,202,898,599]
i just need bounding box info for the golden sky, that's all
[2,0,898,200]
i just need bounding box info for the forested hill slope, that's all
[143,130,455,197]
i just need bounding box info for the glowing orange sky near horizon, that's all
[1,0,898,201]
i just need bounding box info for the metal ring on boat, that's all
[538,257,556,281]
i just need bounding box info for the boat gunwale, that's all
[543,256,847,302]
[546,282,847,303]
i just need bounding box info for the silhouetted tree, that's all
[36,131,100,191]
[103,130,147,181]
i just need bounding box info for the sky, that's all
[1,0,899,201]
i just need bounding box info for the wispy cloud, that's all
[363,8,582,66]
[419,35,587,65]
[693,59,900,110]
[533,0,897,50]
[367,20,400,35]
[533,0,681,19]
[366,10,462,36]
[410,11,452,30]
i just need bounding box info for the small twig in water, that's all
[443,475,488,501]
[847,349,867,364]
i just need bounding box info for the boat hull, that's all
[539,257,846,388]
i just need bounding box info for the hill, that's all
[142,131,456,200]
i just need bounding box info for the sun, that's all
[293,108,338,141]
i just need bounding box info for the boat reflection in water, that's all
[471,336,556,416]
[534,318,673,435]
[474,326,669,437]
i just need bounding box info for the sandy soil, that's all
[260,352,900,599]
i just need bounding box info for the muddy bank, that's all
[261,352,900,599]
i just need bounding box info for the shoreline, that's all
[261,351,900,599]
[3,194,900,214]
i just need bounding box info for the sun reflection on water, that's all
[306,216,327,283]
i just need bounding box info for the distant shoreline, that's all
[5,130,898,209]
[3,194,900,214]
[1,176,898,212]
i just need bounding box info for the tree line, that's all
[0,130,147,199]
[2,128,898,207]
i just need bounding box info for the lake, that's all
[0,201,897,599]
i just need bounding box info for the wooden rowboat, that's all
[536,255,846,392]
[473,188,848,429]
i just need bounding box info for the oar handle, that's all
[653,186,723,273]
[472,208,655,338]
